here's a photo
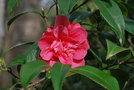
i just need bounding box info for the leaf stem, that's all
[101,60,134,70]
[7,68,20,80]
[89,49,102,63]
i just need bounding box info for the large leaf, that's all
[71,66,120,90]
[20,60,48,88]
[7,9,42,31]
[58,0,79,15]
[9,42,39,67]
[93,0,125,45]
[69,10,93,22]
[106,40,128,60]
[51,63,71,90]
[125,19,134,35]
[7,0,20,15]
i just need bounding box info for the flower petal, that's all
[78,40,90,50]
[59,54,72,64]
[54,15,70,28]
[40,50,53,60]
[73,49,87,60]
[72,59,85,68]
[69,25,87,43]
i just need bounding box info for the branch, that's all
[53,0,59,15]
[69,0,89,14]
[20,77,45,90]
[101,61,134,70]
[7,68,20,80]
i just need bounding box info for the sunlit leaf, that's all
[93,0,125,45]
[106,40,128,60]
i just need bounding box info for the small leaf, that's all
[93,0,125,45]
[20,60,48,88]
[71,66,120,90]
[69,10,93,22]
[7,0,20,15]
[8,54,26,67]
[58,0,80,15]
[106,40,128,60]
[125,19,134,35]
[7,9,42,31]
[51,63,71,90]
[8,42,34,51]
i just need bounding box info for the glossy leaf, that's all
[8,54,26,67]
[8,42,34,51]
[20,60,48,88]
[51,63,71,90]
[71,66,120,90]
[25,42,39,62]
[69,10,93,22]
[7,9,42,31]
[58,0,79,15]
[7,0,20,15]
[106,40,128,60]
[9,42,39,67]
[125,19,134,35]
[93,0,125,45]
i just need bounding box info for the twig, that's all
[69,0,89,14]
[53,0,58,15]
[7,68,20,80]
[101,61,134,70]
[20,78,45,90]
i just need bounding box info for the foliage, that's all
[1,0,134,90]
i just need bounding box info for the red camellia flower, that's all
[38,15,90,68]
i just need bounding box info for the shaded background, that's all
[0,0,134,89]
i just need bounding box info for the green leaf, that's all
[7,9,42,31]
[71,66,120,90]
[125,19,134,35]
[106,40,128,60]
[8,83,17,90]
[25,42,39,62]
[7,0,20,15]
[58,0,79,15]
[9,42,39,67]
[51,63,71,90]
[69,10,93,22]
[111,69,129,89]
[93,0,125,45]
[8,54,26,67]
[8,42,34,51]
[20,60,48,88]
